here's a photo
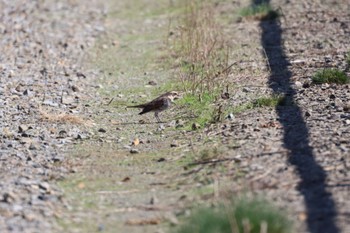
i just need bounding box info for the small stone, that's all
[157,124,165,131]
[71,85,79,92]
[18,125,29,133]
[343,103,350,112]
[294,81,302,88]
[192,123,200,130]
[130,149,139,154]
[305,111,311,117]
[345,119,350,125]
[98,128,107,133]
[291,59,306,64]
[175,119,184,128]
[334,98,342,107]
[150,196,158,205]
[76,134,87,140]
[23,89,30,95]
[39,182,50,192]
[121,177,130,182]
[226,113,234,120]
[98,224,105,232]
[2,192,17,203]
[170,141,179,147]
[23,212,36,221]
[76,72,86,78]
[148,81,157,86]
[242,87,251,93]
[62,96,75,105]
[221,92,230,99]
[302,82,311,88]
[52,156,64,162]
[29,143,39,150]
[43,100,59,107]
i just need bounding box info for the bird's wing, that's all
[139,98,167,114]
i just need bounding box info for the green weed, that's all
[252,95,286,108]
[177,92,217,128]
[240,3,279,21]
[174,198,291,233]
[229,95,285,115]
[312,68,349,84]
[346,51,350,68]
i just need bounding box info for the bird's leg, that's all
[155,112,161,123]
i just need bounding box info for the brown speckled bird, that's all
[127,91,180,122]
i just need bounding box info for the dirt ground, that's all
[0,0,349,233]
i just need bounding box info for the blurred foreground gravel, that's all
[0,0,104,231]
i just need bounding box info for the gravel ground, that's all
[216,0,350,232]
[0,0,349,233]
[0,0,104,232]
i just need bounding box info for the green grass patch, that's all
[177,92,217,128]
[346,51,350,68]
[240,3,279,21]
[312,68,349,84]
[229,94,286,115]
[252,95,286,108]
[174,198,291,233]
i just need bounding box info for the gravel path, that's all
[0,0,104,231]
[0,0,349,233]
[217,0,350,232]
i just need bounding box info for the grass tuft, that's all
[312,68,349,84]
[40,110,89,125]
[170,0,230,95]
[240,3,279,21]
[177,92,217,128]
[230,95,286,115]
[174,198,291,233]
[252,95,286,108]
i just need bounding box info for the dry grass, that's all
[170,0,231,95]
[39,109,92,125]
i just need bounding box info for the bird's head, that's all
[166,91,181,102]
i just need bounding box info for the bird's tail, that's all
[126,104,144,108]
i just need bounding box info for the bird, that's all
[127,91,180,123]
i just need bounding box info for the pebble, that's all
[29,143,39,150]
[170,141,179,147]
[192,123,200,130]
[226,113,234,120]
[18,125,29,133]
[98,128,107,133]
[39,182,51,192]
[294,81,303,88]
[130,149,139,154]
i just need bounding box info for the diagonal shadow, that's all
[251,0,340,232]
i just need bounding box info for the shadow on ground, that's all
[252,0,340,232]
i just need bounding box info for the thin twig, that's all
[262,47,271,72]
[107,98,114,105]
